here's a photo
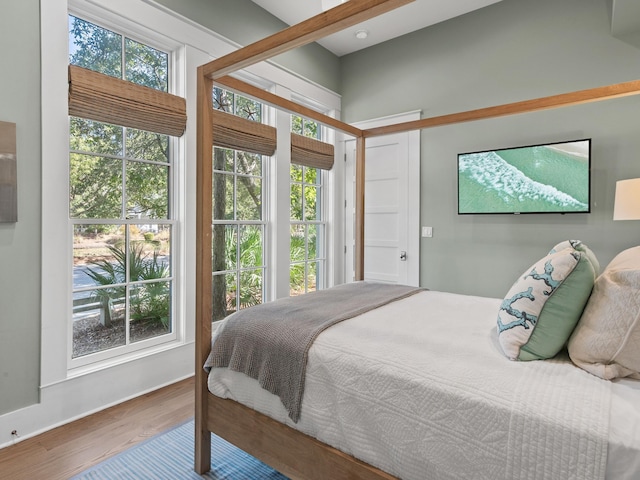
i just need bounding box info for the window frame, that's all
[40,0,343,390]
[65,8,185,371]
[290,116,328,295]
[210,88,271,321]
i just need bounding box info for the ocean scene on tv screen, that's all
[458,139,590,214]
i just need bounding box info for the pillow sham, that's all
[568,246,640,380]
[497,242,598,361]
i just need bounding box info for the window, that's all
[290,116,326,295]
[69,15,176,359]
[211,88,266,321]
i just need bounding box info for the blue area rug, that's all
[72,419,289,479]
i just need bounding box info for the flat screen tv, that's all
[458,138,591,215]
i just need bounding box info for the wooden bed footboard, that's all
[199,391,398,480]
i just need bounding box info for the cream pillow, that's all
[568,246,640,380]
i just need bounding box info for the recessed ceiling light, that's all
[355,29,369,40]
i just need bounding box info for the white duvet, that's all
[208,290,639,480]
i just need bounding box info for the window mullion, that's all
[121,35,126,82]
[125,227,131,345]
[236,224,241,313]
[122,156,127,220]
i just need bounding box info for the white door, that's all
[344,111,420,286]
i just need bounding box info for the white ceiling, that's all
[250,0,505,56]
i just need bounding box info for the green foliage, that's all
[69,15,121,77]
[125,160,169,219]
[290,165,320,221]
[85,244,170,327]
[124,38,168,91]
[224,226,264,310]
[69,16,170,221]
[69,152,123,219]
[69,118,170,220]
[213,149,262,222]
[290,233,306,291]
[289,225,319,294]
[130,281,170,328]
[69,15,167,91]
[292,115,318,138]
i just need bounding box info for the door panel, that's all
[363,139,407,284]
[344,111,420,286]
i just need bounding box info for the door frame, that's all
[344,110,421,286]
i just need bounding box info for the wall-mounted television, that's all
[458,138,591,215]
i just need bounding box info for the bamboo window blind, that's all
[211,108,277,156]
[68,65,335,167]
[291,133,334,170]
[211,108,334,169]
[68,65,187,137]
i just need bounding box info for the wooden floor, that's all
[0,376,194,480]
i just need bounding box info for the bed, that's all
[194,1,640,477]
[198,242,640,479]
[204,288,640,480]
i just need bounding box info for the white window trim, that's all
[41,0,341,387]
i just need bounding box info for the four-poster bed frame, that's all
[195,0,640,476]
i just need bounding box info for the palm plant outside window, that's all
[69,16,175,358]
[290,116,325,295]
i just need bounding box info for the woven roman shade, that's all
[211,109,276,156]
[291,133,334,170]
[68,65,187,137]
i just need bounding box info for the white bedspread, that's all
[208,290,620,480]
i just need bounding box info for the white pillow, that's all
[568,246,640,380]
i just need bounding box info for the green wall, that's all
[153,0,341,92]
[340,0,640,297]
[0,0,339,418]
[0,0,42,414]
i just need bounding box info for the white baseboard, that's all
[0,343,194,449]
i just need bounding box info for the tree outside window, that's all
[69,15,174,358]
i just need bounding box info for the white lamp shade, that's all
[613,178,640,220]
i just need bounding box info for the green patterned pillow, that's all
[497,242,598,361]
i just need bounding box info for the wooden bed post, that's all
[195,66,214,474]
[355,135,366,281]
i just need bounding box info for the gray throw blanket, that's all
[204,281,423,422]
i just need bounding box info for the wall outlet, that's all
[422,226,433,238]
